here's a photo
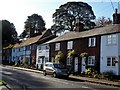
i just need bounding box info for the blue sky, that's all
[0,0,118,35]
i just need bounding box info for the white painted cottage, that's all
[36,43,49,69]
[100,25,120,75]
[12,29,55,66]
[100,9,120,75]
[12,40,31,64]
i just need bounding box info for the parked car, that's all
[43,62,69,78]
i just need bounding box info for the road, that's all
[1,66,120,90]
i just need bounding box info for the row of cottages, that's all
[47,24,120,75]
[2,44,13,65]
[38,10,120,75]
[12,29,55,66]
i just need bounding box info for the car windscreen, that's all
[53,64,64,69]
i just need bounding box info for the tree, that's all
[55,51,64,64]
[67,50,75,74]
[2,20,18,46]
[96,16,112,26]
[52,2,96,35]
[20,14,46,38]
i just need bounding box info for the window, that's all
[107,34,117,45]
[19,48,20,52]
[107,57,116,66]
[67,41,73,49]
[107,57,111,66]
[38,56,42,63]
[23,47,25,51]
[89,37,96,47]
[46,45,49,49]
[39,46,42,50]
[112,57,116,66]
[45,57,48,62]
[26,46,30,50]
[55,43,60,51]
[88,56,95,66]
[13,49,15,52]
[67,57,71,65]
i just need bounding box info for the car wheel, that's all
[43,71,46,76]
[53,72,57,78]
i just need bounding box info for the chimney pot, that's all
[113,8,120,24]
[115,9,118,14]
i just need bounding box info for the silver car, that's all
[43,62,69,78]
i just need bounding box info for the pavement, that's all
[4,66,120,87]
[0,82,11,90]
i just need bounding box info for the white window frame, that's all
[88,37,96,47]
[55,43,60,51]
[67,41,73,50]
[88,56,95,66]
[107,57,116,66]
[107,34,117,45]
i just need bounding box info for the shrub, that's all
[102,70,115,80]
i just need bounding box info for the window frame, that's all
[88,37,96,47]
[107,57,116,67]
[55,43,60,51]
[88,56,95,66]
[67,41,73,50]
[107,34,117,45]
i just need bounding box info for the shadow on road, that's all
[2,67,52,90]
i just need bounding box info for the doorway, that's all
[74,57,78,73]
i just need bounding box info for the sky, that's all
[0,0,119,35]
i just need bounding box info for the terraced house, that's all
[48,10,120,75]
[12,29,55,66]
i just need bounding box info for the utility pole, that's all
[118,1,120,13]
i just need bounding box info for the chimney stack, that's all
[74,17,84,32]
[113,8,120,24]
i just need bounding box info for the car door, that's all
[46,64,54,75]
[48,64,54,74]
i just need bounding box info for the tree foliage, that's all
[51,2,96,35]
[2,20,18,46]
[55,51,64,64]
[96,16,112,26]
[20,14,46,38]
[67,50,75,58]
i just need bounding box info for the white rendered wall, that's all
[118,33,120,75]
[100,34,119,75]
[36,44,49,69]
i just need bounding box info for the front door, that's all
[74,57,78,73]
[81,57,86,72]
[40,56,45,69]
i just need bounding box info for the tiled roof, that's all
[13,30,48,48]
[47,24,120,43]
